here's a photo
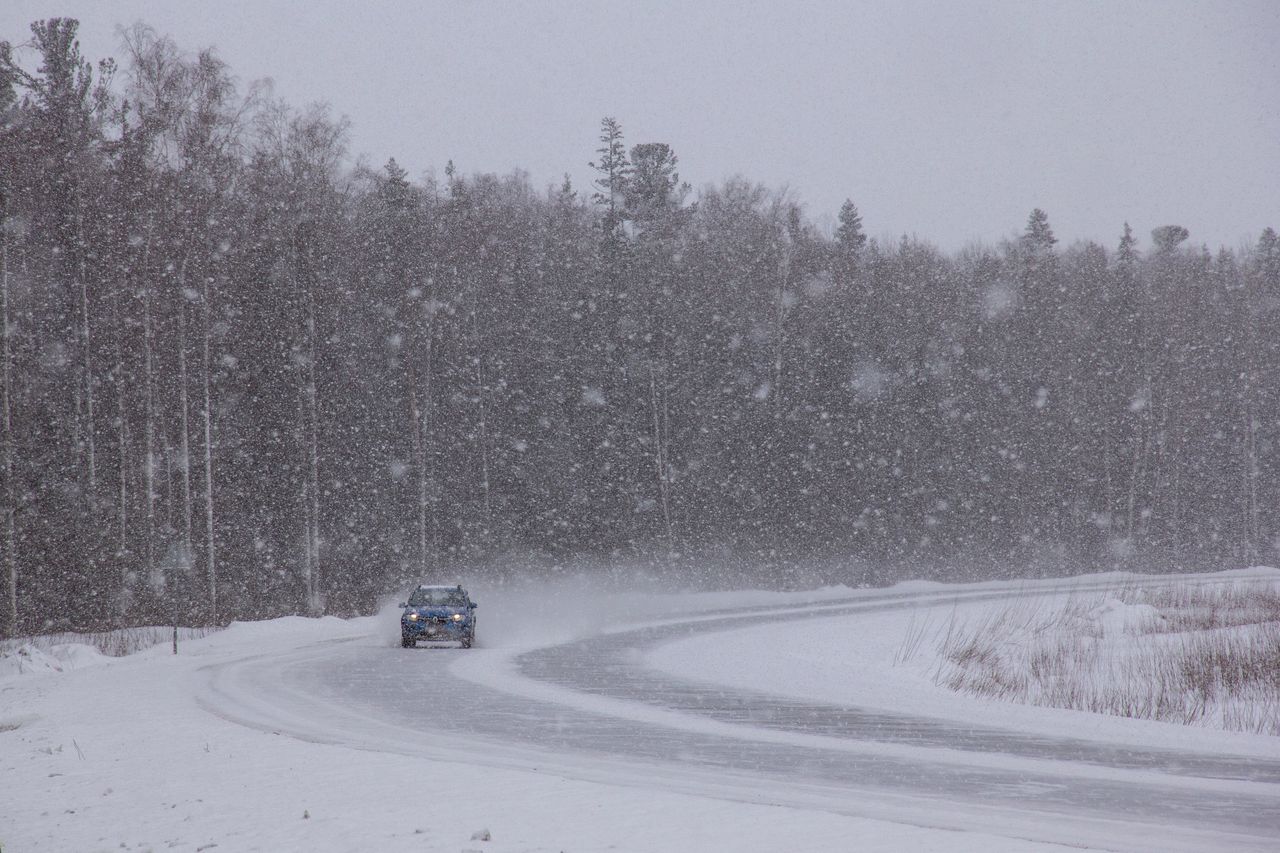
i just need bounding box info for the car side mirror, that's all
[469,602,477,609]
[398,603,407,608]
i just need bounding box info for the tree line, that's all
[2,19,1277,635]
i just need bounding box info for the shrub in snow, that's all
[933,580,1280,734]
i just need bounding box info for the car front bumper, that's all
[402,619,471,640]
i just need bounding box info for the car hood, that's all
[403,606,467,618]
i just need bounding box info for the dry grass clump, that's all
[1135,582,1280,632]
[931,579,1280,735]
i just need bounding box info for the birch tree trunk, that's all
[421,286,440,563]
[74,205,97,497]
[176,256,194,560]
[1245,400,1260,562]
[772,249,791,405]
[159,439,175,595]
[142,233,158,591]
[113,281,127,559]
[1238,287,1261,563]
[1125,411,1148,542]
[649,361,674,550]
[112,260,130,626]
[295,378,313,611]
[409,362,428,574]
[293,229,321,614]
[1,188,17,637]
[201,251,218,623]
[471,293,492,526]
[306,255,322,615]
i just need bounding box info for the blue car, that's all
[400,584,478,648]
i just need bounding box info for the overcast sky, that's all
[5,0,1278,251]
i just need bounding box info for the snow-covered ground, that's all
[647,567,1280,756]
[2,570,1278,852]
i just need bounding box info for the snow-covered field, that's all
[2,570,1278,852]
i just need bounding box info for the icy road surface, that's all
[200,578,1280,853]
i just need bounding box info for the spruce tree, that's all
[589,117,630,234]
[835,199,867,254]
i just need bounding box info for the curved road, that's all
[199,585,1280,852]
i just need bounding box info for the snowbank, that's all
[0,642,108,678]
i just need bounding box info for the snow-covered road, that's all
[5,571,1280,851]
[193,576,1280,853]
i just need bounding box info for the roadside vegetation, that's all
[919,580,1280,734]
[0,625,218,658]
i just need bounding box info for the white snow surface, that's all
[1,568,1277,851]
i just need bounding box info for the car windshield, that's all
[407,588,468,607]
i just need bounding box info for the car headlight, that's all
[451,613,464,622]
[405,612,419,621]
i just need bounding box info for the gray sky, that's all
[5,0,1278,251]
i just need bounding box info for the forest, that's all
[1,18,1278,635]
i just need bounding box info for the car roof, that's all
[416,584,466,591]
